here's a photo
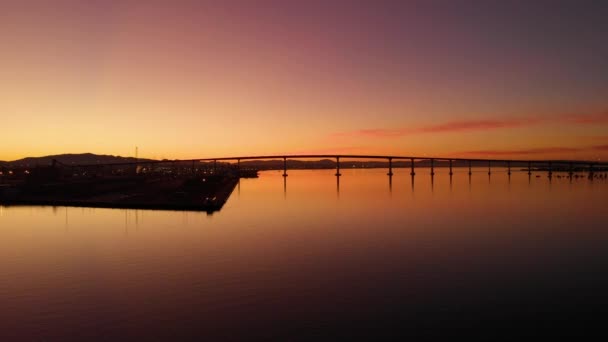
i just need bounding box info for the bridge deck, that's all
[57,154,605,168]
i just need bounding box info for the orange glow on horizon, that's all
[1,2,607,162]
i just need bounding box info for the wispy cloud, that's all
[458,144,608,156]
[332,111,608,139]
[333,119,536,138]
[458,147,582,156]
[415,118,540,134]
[562,111,608,124]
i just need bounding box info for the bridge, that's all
[52,154,608,179]
[197,154,606,178]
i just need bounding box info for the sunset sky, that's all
[1,1,607,161]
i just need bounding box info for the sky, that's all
[1,0,608,161]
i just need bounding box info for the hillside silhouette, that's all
[2,153,154,167]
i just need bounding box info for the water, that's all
[1,168,607,339]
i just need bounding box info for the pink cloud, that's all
[458,147,582,156]
[562,111,608,124]
[332,119,535,138]
[332,110,608,139]
[414,118,540,134]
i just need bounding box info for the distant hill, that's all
[4,153,156,167]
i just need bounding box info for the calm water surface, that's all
[1,168,608,339]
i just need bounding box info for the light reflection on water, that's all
[1,168,607,339]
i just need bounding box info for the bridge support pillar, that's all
[507,161,511,176]
[568,163,573,178]
[335,157,341,176]
[528,162,532,175]
[282,157,288,177]
[387,158,393,176]
[449,159,453,176]
[430,159,435,176]
[410,158,416,176]
[468,160,472,175]
[488,161,491,175]
[548,162,552,178]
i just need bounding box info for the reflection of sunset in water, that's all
[1,169,607,339]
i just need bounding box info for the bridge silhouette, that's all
[61,154,607,179]
[198,154,606,177]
